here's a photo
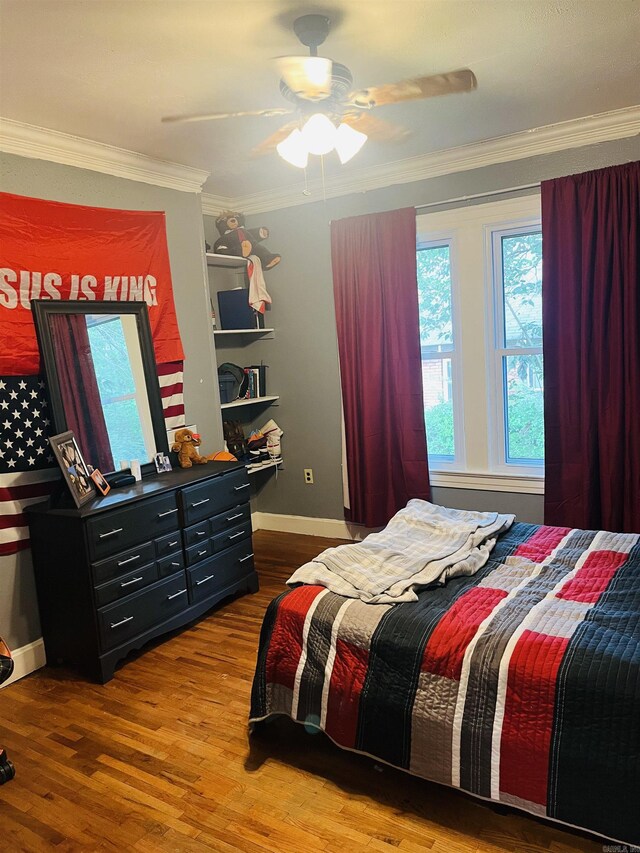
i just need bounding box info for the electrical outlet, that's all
[304,468,314,484]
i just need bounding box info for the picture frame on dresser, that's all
[49,430,96,508]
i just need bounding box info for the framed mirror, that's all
[32,300,170,478]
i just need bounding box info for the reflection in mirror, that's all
[33,301,169,477]
[48,313,157,472]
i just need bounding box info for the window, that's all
[416,196,543,493]
[492,229,543,465]
[417,242,459,463]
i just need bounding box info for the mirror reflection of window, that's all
[85,315,156,466]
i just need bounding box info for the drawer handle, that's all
[195,574,215,586]
[239,553,254,563]
[110,616,133,629]
[191,498,210,508]
[120,576,144,588]
[228,531,244,540]
[168,541,179,548]
[234,483,250,491]
[196,531,207,537]
[158,508,178,518]
[170,561,181,568]
[99,527,123,539]
[117,554,140,567]
[226,513,243,522]
[167,589,187,601]
[197,549,208,557]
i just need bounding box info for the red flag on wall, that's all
[0,193,186,555]
[0,192,185,375]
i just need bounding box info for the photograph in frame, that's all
[90,468,111,496]
[49,431,96,508]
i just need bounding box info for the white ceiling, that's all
[1,0,639,198]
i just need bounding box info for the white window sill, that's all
[429,470,544,495]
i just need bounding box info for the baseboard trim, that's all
[252,511,379,541]
[0,638,46,688]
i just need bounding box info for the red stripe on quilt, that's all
[264,586,325,691]
[421,586,507,679]
[500,630,569,805]
[556,549,629,604]
[513,525,571,563]
[324,639,369,748]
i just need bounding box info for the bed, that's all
[250,520,640,845]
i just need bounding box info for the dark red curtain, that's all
[542,161,640,531]
[331,207,431,527]
[49,315,114,473]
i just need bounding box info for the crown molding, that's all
[201,193,235,216]
[0,118,210,193]
[203,105,640,215]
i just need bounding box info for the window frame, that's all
[416,236,466,471]
[416,195,543,494]
[487,223,544,478]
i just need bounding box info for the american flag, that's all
[0,364,184,557]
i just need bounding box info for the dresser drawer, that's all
[98,574,189,651]
[157,551,185,578]
[94,562,158,607]
[208,503,251,536]
[185,539,212,567]
[211,520,252,554]
[154,530,182,558]
[187,541,255,606]
[88,493,180,561]
[183,520,210,548]
[91,541,155,585]
[179,468,250,526]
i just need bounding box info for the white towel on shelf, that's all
[248,255,272,314]
[287,499,515,604]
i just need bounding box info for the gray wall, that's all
[205,136,639,528]
[1,151,221,650]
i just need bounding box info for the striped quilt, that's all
[250,522,640,844]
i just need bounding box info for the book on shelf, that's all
[242,364,267,398]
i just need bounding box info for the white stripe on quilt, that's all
[291,588,330,720]
[320,599,355,730]
[488,530,606,799]
[450,530,574,788]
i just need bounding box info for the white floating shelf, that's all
[214,328,274,336]
[247,459,283,475]
[206,252,249,268]
[221,395,279,410]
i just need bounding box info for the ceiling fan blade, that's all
[161,107,293,124]
[275,56,333,100]
[346,68,477,109]
[251,121,301,157]
[342,112,410,143]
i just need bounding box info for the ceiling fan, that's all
[161,14,477,166]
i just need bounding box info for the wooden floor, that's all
[0,530,603,853]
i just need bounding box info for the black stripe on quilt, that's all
[459,528,596,798]
[353,524,533,769]
[295,592,347,726]
[548,538,640,845]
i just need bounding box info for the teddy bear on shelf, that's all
[214,210,281,271]
[171,428,219,468]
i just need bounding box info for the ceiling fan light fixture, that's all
[301,112,337,155]
[276,128,309,168]
[277,56,333,101]
[334,122,368,163]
